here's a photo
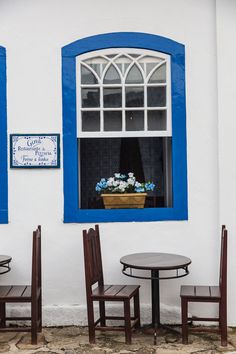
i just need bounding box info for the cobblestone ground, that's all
[0,326,236,354]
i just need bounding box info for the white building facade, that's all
[0,0,235,326]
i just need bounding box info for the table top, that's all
[120,252,191,271]
[0,255,12,266]
[0,255,12,275]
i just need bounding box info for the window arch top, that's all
[79,50,168,84]
[77,48,171,138]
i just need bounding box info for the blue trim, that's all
[62,32,188,223]
[0,46,8,223]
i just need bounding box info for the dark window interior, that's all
[79,137,172,209]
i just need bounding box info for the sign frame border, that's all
[10,133,60,169]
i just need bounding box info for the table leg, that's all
[151,270,160,344]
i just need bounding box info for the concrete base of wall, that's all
[6,303,182,327]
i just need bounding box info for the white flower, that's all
[135,181,141,188]
[120,181,128,189]
[114,173,121,178]
[118,185,125,192]
[128,172,134,178]
[127,177,135,186]
[107,177,115,186]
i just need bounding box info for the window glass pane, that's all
[126,64,143,84]
[149,64,166,83]
[138,56,162,64]
[104,88,122,108]
[124,63,131,73]
[147,87,166,107]
[82,111,100,131]
[104,111,122,131]
[84,56,107,64]
[115,56,132,64]
[116,64,122,74]
[103,65,121,84]
[82,88,100,108]
[126,111,144,131]
[147,110,166,130]
[146,63,158,75]
[88,64,100,77]
[126,87,144,107]
[128,54,139,58]
[81,65,98,84]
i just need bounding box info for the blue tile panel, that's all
[62,32,188,223]
[0,46,8,223]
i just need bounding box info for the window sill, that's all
[64,207,188,223]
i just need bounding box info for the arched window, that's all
[0,46,8,223]
[62,32,188,222]
[77,49,170,137]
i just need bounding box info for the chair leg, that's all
[99,300,106,327]
[181,297,188,344]
[38,292,42,332]
[31,300,38,344]
[134,290,140,329]
[220,300,227,346]
[87,299,96,344]
[0,303,6,328]
[124,299,132,345]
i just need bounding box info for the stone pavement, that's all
[1,326,236,354]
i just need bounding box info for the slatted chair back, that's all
[82,224,141,345]
[0,225,42,345]
[180,225,228,347]
[31,225,42,303]
[219,226,227,305]
[83,225,104,291]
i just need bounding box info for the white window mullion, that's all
[100,84,104,132]
[144,75,147,132]
[122,76,125,132]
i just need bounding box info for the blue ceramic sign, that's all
[10,134,60,168]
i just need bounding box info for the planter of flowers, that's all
[96,173,155,209]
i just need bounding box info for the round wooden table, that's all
[120,252,191,344]
[0,255,12,275]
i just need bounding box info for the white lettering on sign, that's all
[11,135,60,168]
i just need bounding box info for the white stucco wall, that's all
[0,0,233,326]
[216,0,236,327]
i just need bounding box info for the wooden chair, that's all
[180,225,228,346]
[0,225,42,344]
[83,225,140,344]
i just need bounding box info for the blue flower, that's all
[95,179,108,192]
[145,182,155,191]
[135,187,145,193]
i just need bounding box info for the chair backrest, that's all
[31,225,42,298]
[83,225,104,293]
[219,225,227,301]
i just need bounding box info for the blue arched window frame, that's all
[0,46,8,223]
[62,32,188,223]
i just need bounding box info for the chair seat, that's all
[180,285,220,300]
[92,284,140,300]
[0,285,32,301]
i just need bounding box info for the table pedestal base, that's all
[142,324,181,344]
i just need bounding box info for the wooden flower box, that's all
[101,193,147,209]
